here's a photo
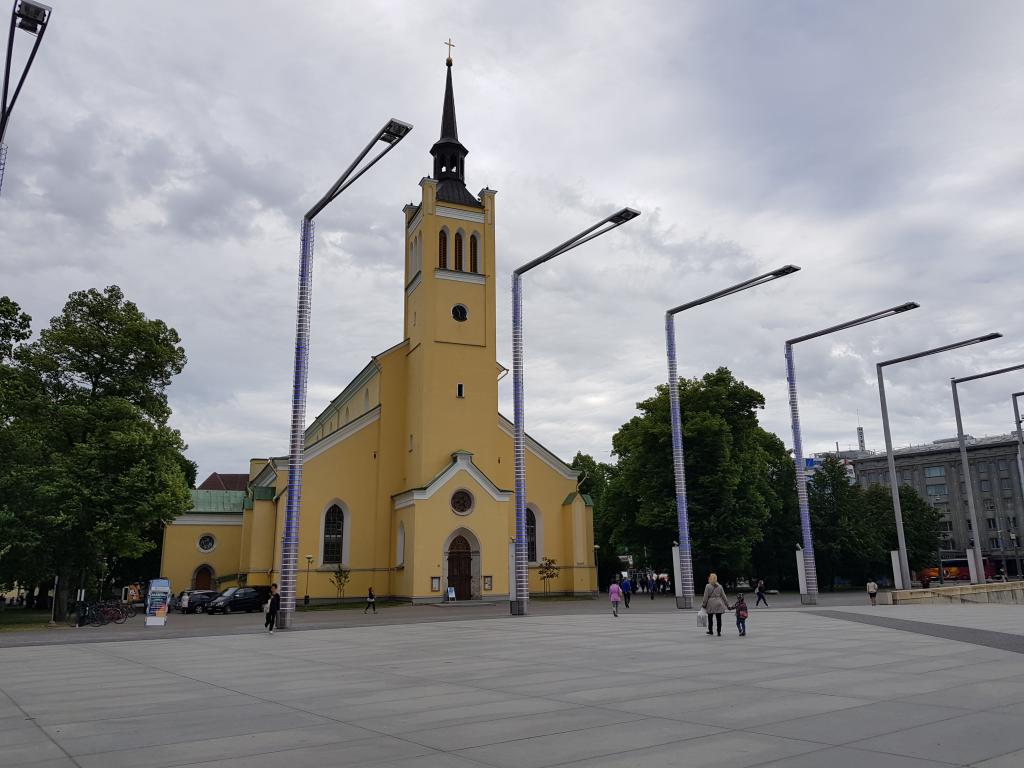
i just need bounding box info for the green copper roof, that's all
[189,489,245,515]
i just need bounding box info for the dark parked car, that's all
[207,587,264,614]
[182,590,219,614]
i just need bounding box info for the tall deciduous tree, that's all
[602,368,787,586]
[0,287,194,615]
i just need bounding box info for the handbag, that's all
[697,607,708,628]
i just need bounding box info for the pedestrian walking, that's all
[866,579,878,607]
[609,580,622,617]
[364,587,376,614]
[731,594,749,636]
[755,579,768,607]
[701,573,729,637]
[621,576,632,608]
[265,583,281,633]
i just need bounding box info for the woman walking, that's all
[265,583,280,634]
[364,587,376,614]
[608,579,622,617]
[701,573,729,637]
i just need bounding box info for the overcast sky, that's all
[2,1,1022,482]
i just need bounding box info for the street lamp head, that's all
[379,119,413,144]
[15,1,50,34]
[894,302,920,313]
[978,332,1003,343]
[771,264,801,277]
[608,207,641,225]
[305,554,313,563]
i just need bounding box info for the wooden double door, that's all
[447,535,472,600]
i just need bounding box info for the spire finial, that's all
[444,37,455,65]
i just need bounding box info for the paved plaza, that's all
[2,603,1024,768]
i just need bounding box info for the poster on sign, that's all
[145,578,171,626]
[446,586,457,602]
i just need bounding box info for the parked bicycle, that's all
[65,600,132,627]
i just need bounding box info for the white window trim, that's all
[319,500,351,568]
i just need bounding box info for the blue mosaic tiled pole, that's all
[279,217,315,629]
[511,272,528,615]
[785,342,818,604]
[665,312,695,608]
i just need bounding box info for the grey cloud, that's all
[2,1,1022,480]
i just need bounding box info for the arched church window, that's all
[469,234,479,273]
[323,505,344,564]
[454,232,464,271]
[526,508,537,562]
[438,229,448,269]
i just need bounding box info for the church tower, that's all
[402,54,498,487]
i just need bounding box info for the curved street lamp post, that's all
[511,207,641,616]
[278,118,412,630]
[950,363,1024,583]
[785,302,919,604]
[665,265,800,609]
[876,333,1001,590]
[1,1,52,196]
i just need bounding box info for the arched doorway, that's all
[194,565,213,590]
[447,536,472,600]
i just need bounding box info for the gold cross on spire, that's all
[444,37,455,62]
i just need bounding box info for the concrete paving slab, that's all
[750,700,970,745]
[851,711,1024,764]
[455,717,723,768]
[755,745,961,767]
[550,730,822,768]
[4,605,1024,767]
[401,705,643,751]
[72,722,380,768]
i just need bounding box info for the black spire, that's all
[430,57,482,208]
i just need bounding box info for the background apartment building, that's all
[851,434,1024,576]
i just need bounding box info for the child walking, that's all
[731,593,749,636]
[364,587,376,614]
[608,580,622,617]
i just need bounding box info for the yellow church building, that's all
[161,58,597,603]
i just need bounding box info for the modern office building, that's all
[851,433,1024,576]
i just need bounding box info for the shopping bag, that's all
[697,607,708,628]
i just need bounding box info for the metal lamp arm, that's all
[515,219,615,276]
[952,362,1024,385]
[0,8,48,145]
[306,130,403,220]
[667,265,799,316]
[786,302,918,346]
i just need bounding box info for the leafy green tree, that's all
[329,564,351,604]
[538,557,560,594]
[750,430,802,590]
[806,456,877,589]
[602,368,782,588]
[863,484,941,574]
[0,287,193,617]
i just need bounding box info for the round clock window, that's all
[452,304,468,322]
[451,490,474,515]
[198,534,216,552]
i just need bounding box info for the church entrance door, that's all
[194,566,213,590]
[447,535,472,600]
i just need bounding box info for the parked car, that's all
[182,590,219,614]
[207,587,264,614]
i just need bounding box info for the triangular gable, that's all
[392,451,512,510]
